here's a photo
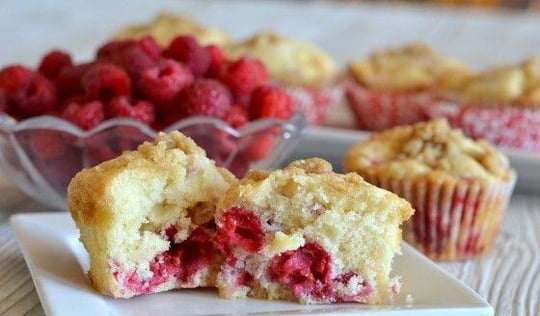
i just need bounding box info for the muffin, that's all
[224,31,345,126]
[68,131,236,298]
[426,57,540,152]
[346,42,470,131]
[214,158,414,304]
[343,119,516,260]
[114,12,230,47]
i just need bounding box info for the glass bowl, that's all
[0,112,306,211]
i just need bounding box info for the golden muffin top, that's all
[348,42,470,92]
[224,31,337,87]
[344,119,513,184]
[114,13,230,47]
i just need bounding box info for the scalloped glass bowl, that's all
[0,112,305,211]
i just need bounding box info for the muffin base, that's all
[363,173,516,261]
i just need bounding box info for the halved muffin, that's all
[214,158,414,304]
[68,131,236,298]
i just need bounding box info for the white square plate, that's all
[11,212,493,316]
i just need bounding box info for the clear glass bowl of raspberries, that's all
[0,35,306,211]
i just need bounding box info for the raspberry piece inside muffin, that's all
[217,207,264,253]
[267,242,332,300]
[214,158,414,304]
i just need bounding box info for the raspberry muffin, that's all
[224,32,345,126]
[346,42,470,131]
[344,119,516,260]
[68,131,236,298]
[214,158,414,304]
[114,12,230,46]
[426,57,540,152]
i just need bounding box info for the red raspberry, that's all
[136,36,162,60]
[108,96,155,125]
[0,90,8,113]
[96,39,136,61]
[12,75,57,116]
[118,46,157,84]
[240,133,274,162]
[82,62,131,101]
[217,207,264,253]
[219,57,269,101]
[62,100,105,130]
[223,105,248,128]
[163,35,210,77]
[55,63,93,99]
[249,86,293,120]
[0,65,34,95]
[267,243,332,300]
[38,50,73,80]
[206,44,227,77]
[139,59,194,105]
[180,79,232,118]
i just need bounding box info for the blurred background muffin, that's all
[343,119,516,260]
[345,42,470,131]
[223,31,344,126]
[114,12,231,47]
[426,56,540,152]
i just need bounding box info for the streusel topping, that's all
[344,119,512,182]
[451,57,540,107]
[114,13,230,46]
[223,31,337,87]
[348,43,470,91]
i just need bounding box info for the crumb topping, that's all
[344,119,513,182]
[451,57,540,107]
[114,13,230,46]
[224,32,337,87]
[348,42,469,91]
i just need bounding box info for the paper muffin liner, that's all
[344,81,436,131]
[425,102,540,152]
[363,172,516,261]
[284,83,345,126]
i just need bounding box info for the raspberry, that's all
[139,59,194,105]
[96,39,136,61]
[118,46,157,84]
[108,96,155,125]
[249,86,293,120]
[0,90,8,113]
[136,36,162,61]
[27,131,67,160]
[240,133,274,162]
[206,44,227,77]
[55,63,93,99]
[82,63,131,101]
[38,50,73,80]
[173,227,218,282]
[12,75,57,116]
[219,57,269,101]
[62,100,105,130]
[267,243,332,300]
[180,79,232,118]
[163,35,210,77]
[217,207,264,253]
[0,65,34,95]
[222,105,248,128]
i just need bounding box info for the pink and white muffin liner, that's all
[425,102,540,152]
[363,173,516,261]
[345,83,436,131]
